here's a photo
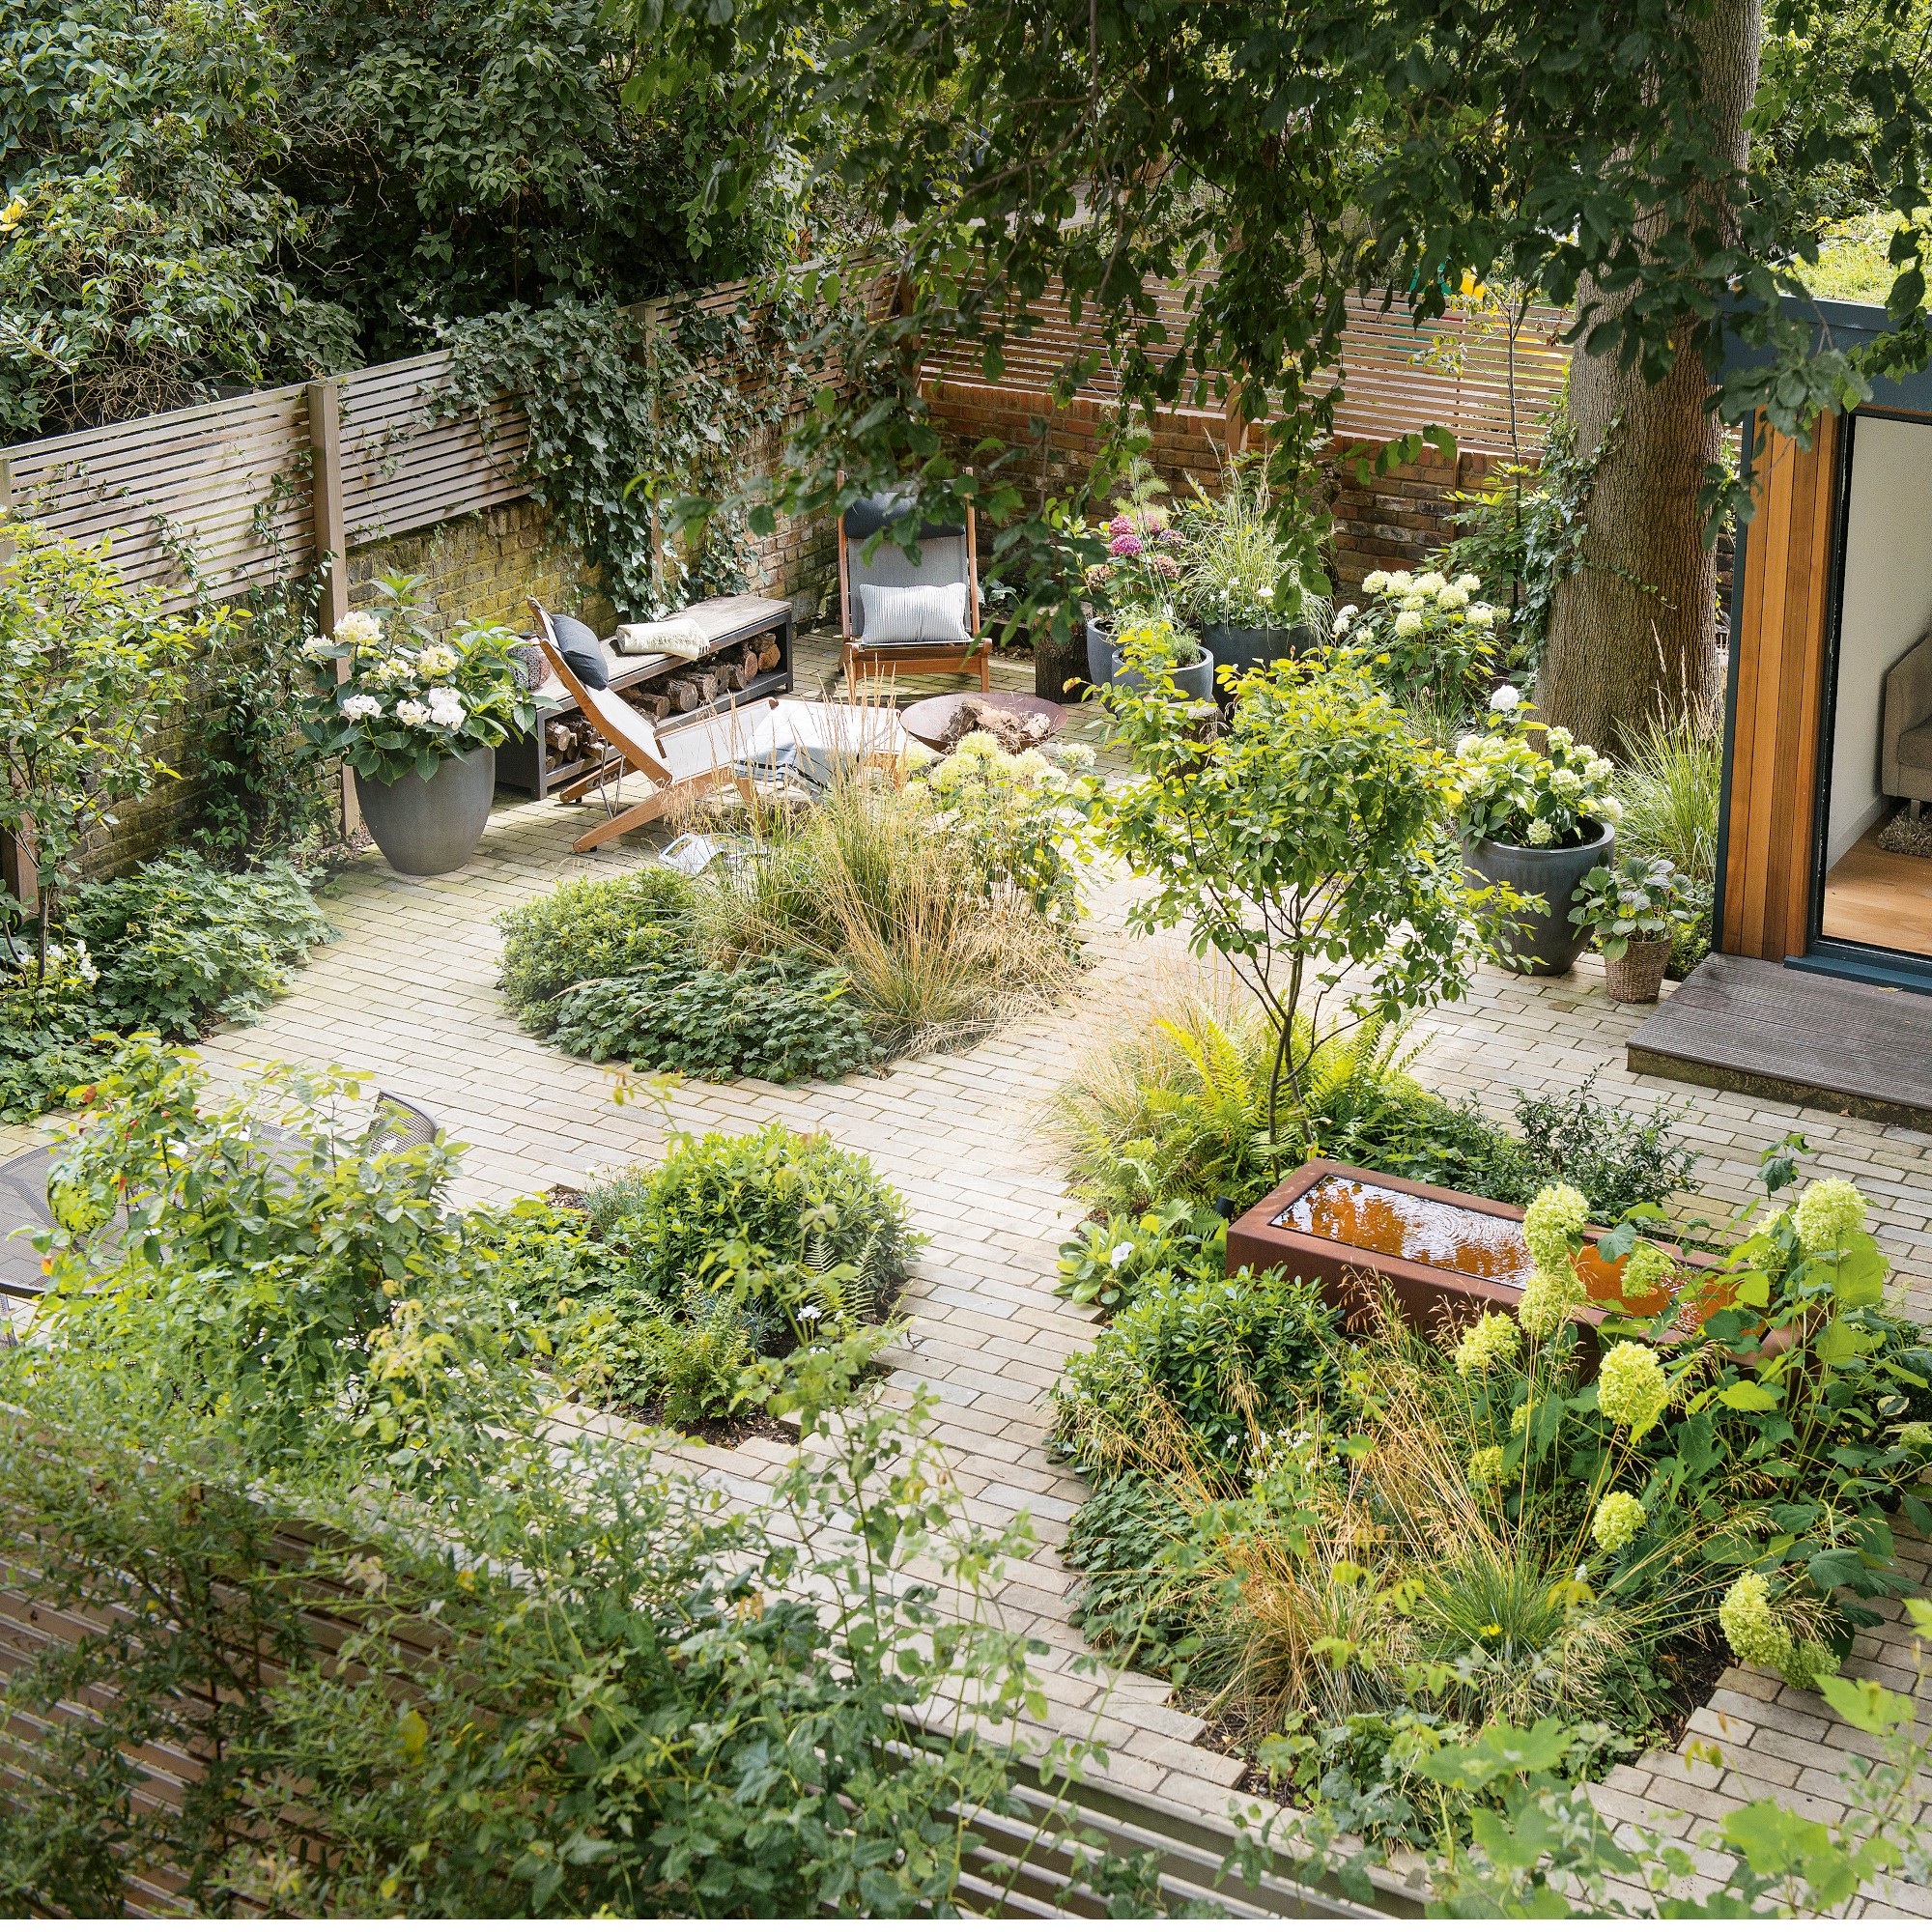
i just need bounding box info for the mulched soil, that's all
[608,1399,801,1450]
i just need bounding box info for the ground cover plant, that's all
[1049,1144,1932,1859]
[479,1120,922,1427]
[499,736,1088,1081]
[1,1043,1145,1917]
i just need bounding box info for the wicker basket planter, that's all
[1603,936,1673,1004]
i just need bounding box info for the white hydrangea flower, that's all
[417,643,459,678]
[1526,817,1555,846]
[1584,755,1614,784]
[1549,767,1585,801]
[335,611,382,649]
[1362,570,1391,594]
[340,693,382,722]
[1546,724,1575,751]
[1385,570,1414,593]
[1468,604,1497,629]
[1053,743,1096,768]
[427,690,467,730]
[1437,584,1470,610]
[377,655,415,685]
[1454,733,1479,758]
[1455,573,1481,593]
[1594,796,1624,826]
[1399,592,1427,612]
[1394,610,1425,637]
[1332,604,1359,636]
[396,698,432,728]
[1413,571,1447,596]
[1492,684,1521,714]
[302,635,340,660]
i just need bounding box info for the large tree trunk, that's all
[1538,0,1762,756]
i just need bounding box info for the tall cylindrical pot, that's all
[1603,936,1672,1004]
[1085,617,1116,691]
[1462,819,1615,977]
[1202,620,1320,683]
[355,746,497,877]
[1109,644,1216,704]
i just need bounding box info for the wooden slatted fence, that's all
[922,279,1573,457]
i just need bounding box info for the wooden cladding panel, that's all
[1721,412,1840,960]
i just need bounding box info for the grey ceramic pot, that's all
[1463,818,1615,977]
[355,746,497,877]
[1109,642,1216,704]
[1085,617,1116,690]
[1203,620,1321,683]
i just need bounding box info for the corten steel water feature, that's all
[1226,1159,1715,1344]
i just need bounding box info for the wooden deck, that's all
[1627,952,1932,1128]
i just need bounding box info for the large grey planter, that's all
[1085,617,1116,690]
[1110,642,1216,704]
[355,746,497,877]
[1463,819,1614,977]
[1203,620,1320,683]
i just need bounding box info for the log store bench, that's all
[498,593,795,800]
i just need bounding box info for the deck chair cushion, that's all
[551,612,609,689]
[860,581,971,647]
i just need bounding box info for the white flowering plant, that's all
[1453,693,1622,850]
[299,571,535,785]
[1340,566,1497,705]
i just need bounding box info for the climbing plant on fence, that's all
[430,289,869,621]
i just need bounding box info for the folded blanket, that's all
[615,617,710,660]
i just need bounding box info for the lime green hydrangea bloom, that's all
[1591,1490,1647,1551]
[1620,1240,1675,1300]
[1452,1311,1520,1376]
[1522,1182,1590,1270]
[1900,1421,1932,1455]
[1516,1264,1579,1338]
[1598,1341,1668,1435]
[1719,1571,1794,1672]
[1793,1176,1869,1253]
[1467,1446,1507,1487]
[1783,1638,1839,1691]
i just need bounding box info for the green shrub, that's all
[1054,1198,1227,1313]
[549,955,873,1083]
[497,867,697,1034]
[1053,1270,1342,1476]
[0,970,111,1122]
[592,1122,922,1311]
[67,852,335,1035]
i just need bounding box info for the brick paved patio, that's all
[7,637,1932,1910]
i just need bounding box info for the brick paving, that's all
[7,636,1932,1908]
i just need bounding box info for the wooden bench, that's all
[498,594,795,799]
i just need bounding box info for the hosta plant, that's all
[300,571,534,782]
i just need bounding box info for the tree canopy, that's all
[627,0,1932,582]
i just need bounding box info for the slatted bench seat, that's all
[498,593,795,799]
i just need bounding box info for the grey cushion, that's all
[842,488,965,543]
[552,612,608,690]
[860,581,971,647]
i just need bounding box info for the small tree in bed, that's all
[1088,642,1518,1167]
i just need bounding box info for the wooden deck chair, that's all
[528,599,757,852]
[838,485,989,696]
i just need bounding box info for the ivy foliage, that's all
[431,288,863,620]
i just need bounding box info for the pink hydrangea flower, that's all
[1151,554,1181,578]
[1142,505,1170,531]
[1109,532,1143,558]
[1108,514,1135,537]
[1158,526,1184,547]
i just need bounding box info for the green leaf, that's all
[1716,1380,1781,1412]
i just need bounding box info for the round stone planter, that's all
[1109,642,1216,704]
[355,746,497,877]
[1462,818,1614,977]
[1202,619,1321,683]
[1603,935,1672,1004]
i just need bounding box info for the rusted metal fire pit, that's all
[1227,1159,1707,1344]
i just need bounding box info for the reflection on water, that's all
[1271,1174,1631,1301]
